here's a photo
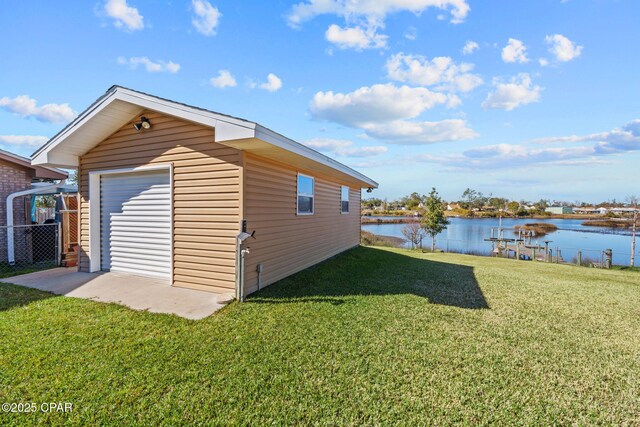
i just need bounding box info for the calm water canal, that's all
[362,217,637,266]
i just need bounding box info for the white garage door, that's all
[100,170,171,279]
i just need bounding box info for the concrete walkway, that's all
[2,268,229,320]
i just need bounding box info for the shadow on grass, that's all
[0,283,56,312]
[249,246,489,309]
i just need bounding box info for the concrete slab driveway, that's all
[2,268,228,320]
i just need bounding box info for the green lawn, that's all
[1,247,639,425]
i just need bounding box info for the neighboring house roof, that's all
[32,86,378,188]
[0,148,67,180]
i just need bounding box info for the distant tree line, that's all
[362,187,637,218]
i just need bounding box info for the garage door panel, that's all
[102,191,169,201]
[105,264,170,278]
[106,199,171,207]
[100,170,171,280]
[106,220,171,228]
[107,254,171,267]
[107,216,171,224]
[108,240,170,248]
[108,216,170,223]
[118,203,172,210]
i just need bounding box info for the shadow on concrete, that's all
[248,246,489,310]
[0,268,224,320]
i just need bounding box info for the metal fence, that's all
[0,223,60,278]
[34,207,56,224]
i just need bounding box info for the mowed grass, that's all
[1,246,639,426]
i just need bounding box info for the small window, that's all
[297,174,314,215]
[341,186,349,214]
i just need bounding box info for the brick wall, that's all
[0,159,34,262]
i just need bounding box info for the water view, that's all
[363,217,637,266]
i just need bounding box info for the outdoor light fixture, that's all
[367,187,374,193]
[133,116,151,131]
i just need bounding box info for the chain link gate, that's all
[0,223,60,278]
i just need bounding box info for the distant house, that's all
[447,203,460,211]
[574,207,608,215]
[609,207,639,214]
[545,206,574,215]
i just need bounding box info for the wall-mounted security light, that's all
[366,187,374,193]
[133,116,151,131]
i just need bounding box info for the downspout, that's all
[6,181,65,265]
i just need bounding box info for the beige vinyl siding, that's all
[243,153,361,294]
[78,111,241,293]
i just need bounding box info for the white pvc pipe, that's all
[6,181,65,264]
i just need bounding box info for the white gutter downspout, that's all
[6,181,65,265]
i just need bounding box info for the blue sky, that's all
[1,0,639,203]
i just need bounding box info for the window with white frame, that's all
[297,174,314,215]
[341,185,349,214]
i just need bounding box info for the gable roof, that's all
[32,86,378,188]
[0,148,67,180]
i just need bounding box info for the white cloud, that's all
[482,73,541,111]
[287,0,470,50]
[191,0,221,36]
[404,26,417,40]
[539,58,549,67]
[311,83,457,127]
[462,40,479,55]
[310,83,472,144]
[303,138,388,157]
[258,73,283,92]
[287,0,471,27]
[415,119,640,170]
[385,52,482,92]
[104,0,144,31]
[534,119,640,154]
[361,119,478,144]
[209,70,237,88]
[419,144,596,170]
[0,135,49,147]
[0,95,76,124]
[117,56,180,73]
[545,34,583,62]
[325,24,387,50]
[501,38,529,63]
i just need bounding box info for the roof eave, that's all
[31,86,378,188]
[254,124,378,188]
